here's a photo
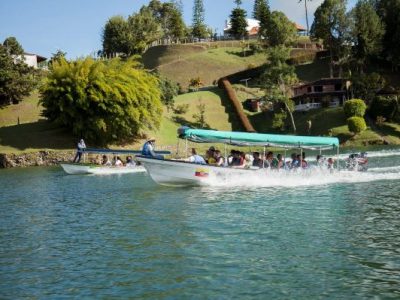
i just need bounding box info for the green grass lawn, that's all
[145,46,267,89]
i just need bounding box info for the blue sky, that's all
[0,0,356,59]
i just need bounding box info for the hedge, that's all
[347,116,367,134]
[343,99,367,118]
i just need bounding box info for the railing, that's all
[295,101,341,112]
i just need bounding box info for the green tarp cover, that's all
[179,128,339,150]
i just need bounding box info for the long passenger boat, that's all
[136,127,340,186]
[60,148,170,175]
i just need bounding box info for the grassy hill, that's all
[0,88,237,153]
[142,44,267,89]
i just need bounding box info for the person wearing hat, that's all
[73,138,86,163]
[141,137,157,157]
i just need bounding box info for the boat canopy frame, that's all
[178,128,339,151]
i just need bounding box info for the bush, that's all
[173,103,189,114]
[347,116,367,134]
[40,57,162,144]
[369,95,398,121]
[343,99,367,118]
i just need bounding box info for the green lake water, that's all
[1,149,400,299]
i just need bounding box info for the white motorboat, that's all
[60,148,171,175]
[60,163,146,175]
[137,127,341,187]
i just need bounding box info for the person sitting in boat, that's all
[115,156,124,167]
[73,139,86,163]
[327,157,334,171]
[187,148,206,165]
[206,147,217,165]
[265,152,278,169]
[141,137,163,158]
[316,155,326,167]
[126,156,136,167]
[252,152,263,168]
[232,152,246,168]
[102,155,112,166]
[301,152,308,169]
[228,150,235,166]
[214,150,224,166]
[276,154,284,169]
[290,153,299,169]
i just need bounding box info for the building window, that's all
[307,86,312,93]
[314,86,323,92]
[334,84,342,91]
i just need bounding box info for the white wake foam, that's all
[207,168,400,188]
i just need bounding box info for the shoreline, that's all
[2,144,400,169]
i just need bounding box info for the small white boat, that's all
[60,148,171,175]
[137,127,341,187]
[60,163,146,175]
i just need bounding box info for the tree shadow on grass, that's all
[0,120,74,151]
[208,87,244,131]
[171,116,213,130]
[380,123,400,139]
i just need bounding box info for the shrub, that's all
[369,95,398,121]
[173,103,189,114]
[40,57,162,144]
[343,99,367,118]
[347,116,367,134]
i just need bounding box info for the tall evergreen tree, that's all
[377,0,400,69]
[253,0,270,40]
[3,37,24,56]
[230,1,248,39]
[350,0,384,70]
[310,0,351,77]
[192,0,207,38]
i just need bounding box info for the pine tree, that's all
[350,0,384,70]
[192,0,207,38]
[230,1,248,39]
[253,0,269,20]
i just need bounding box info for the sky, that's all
[0,0,357,59]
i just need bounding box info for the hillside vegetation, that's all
[142,44,267,88]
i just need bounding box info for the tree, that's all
[266,11,297,47]
[229,1,248,40]
[351,72,386,103]
[261,46,298,132]
[347,116,367,134]
[0,42,35,105]
[48,50,67,67]
[254,0,270,40]
[40,57,162,144]
[350,0,384,71]
[376,0,400,69]
[128,7,163,54]
[192,0,207,38]
[102,16,133,56]
[343,98,367,118]
[310,0,351,77]
[253,0,269,20]
[158,75,179,111]
[148,0,186,41]
[192,98,208,128]
[3,37,24,56]
[298,0,312,35]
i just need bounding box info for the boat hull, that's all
[60,163,146,175]
[136,157,262,186]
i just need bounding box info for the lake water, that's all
[1,149,400,299]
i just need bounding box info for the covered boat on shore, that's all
[136,128,340,186]
[60,148,170,175]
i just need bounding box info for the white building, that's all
[13,53,47,69]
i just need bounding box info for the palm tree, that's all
[298,0,312,35]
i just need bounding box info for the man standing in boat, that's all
[73,139,86,163]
